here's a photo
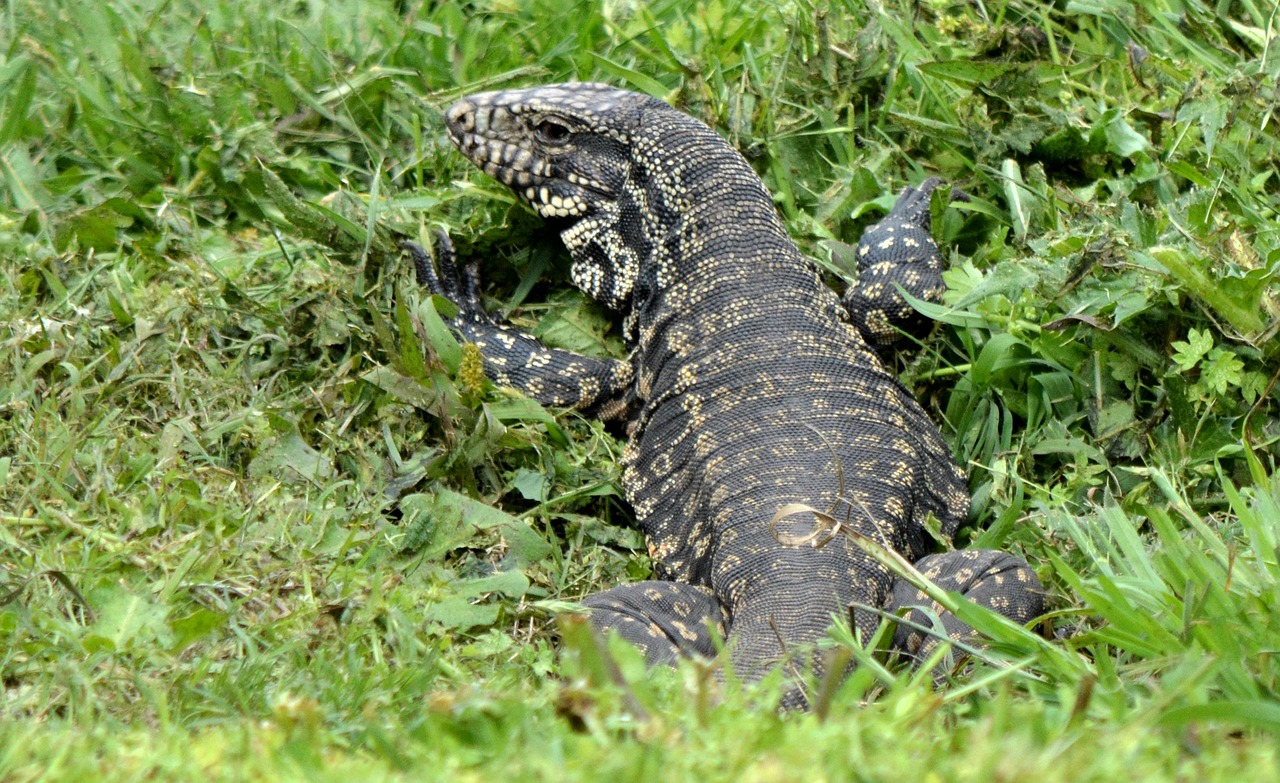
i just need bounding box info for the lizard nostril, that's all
[446,101,476,134]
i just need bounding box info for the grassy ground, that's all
[2,0,1279,779]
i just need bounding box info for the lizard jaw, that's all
[444,86,642,220]
[445,95,605,219]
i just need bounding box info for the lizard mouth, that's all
[445,99,607,220]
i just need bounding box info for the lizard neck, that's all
[604,106,811,341]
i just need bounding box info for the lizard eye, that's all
[535,119,571,143]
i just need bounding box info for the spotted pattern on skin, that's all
[888,549,1041,675]
[842,177,955,353]
[422,83,1043,707]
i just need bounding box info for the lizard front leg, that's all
[843,178,965,351]
[404,232,638,421]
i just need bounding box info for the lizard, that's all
[407,82,1043,705]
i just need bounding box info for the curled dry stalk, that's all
[767,421,893,552]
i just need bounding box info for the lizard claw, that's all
[402,232,488,324]
[882,177,971,233]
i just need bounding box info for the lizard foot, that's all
[402,231,489,325]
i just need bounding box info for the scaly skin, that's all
[410,82,1042,705]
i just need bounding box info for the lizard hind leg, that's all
[579,581,725,666]
[886,549,1044,672]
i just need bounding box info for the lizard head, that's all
[445,83,789,323]
[444,83,667,313]
[444,83,652,219]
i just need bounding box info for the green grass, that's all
[2,0,1279,779]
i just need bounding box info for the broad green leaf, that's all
[532,292,622,358]
[1170,328,1213,371]
[424,597,500,631]
[1103,112,1150,157]
[512,468,550,503]
[398,489,553,565]
[84,587,174,654]
[247,420,335,485]
[416,295,463,375]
